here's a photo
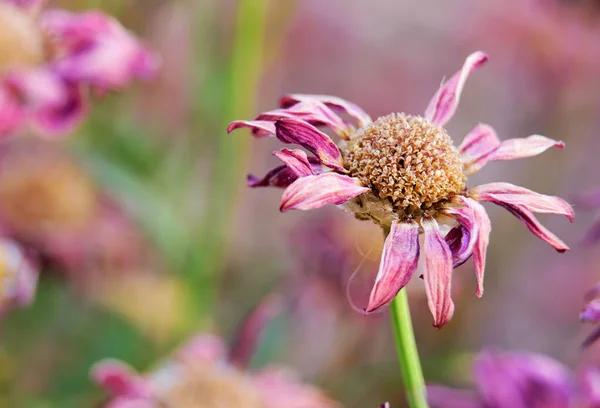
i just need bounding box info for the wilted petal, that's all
[442,207,478,268]
[275,119,345,172]
[471,182,574,222]
[492,201,569,252]
[247,158,322,189]
[427,386,481,408]
[280,173,368,212]
[256,100,351,137]
[459,124,500,175]
[227,120,276,137]
[365,221,420,313]
[422,218,455,328]
[273,148,314,177]
[280,94,372,128]
[487,135,564,162]
[90,360,151,398]
[424,51,488,126]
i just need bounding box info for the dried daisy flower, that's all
[0,0,158,137]
[228,51,573,327]
[91,333,340,408]
[428,350,600,408]
[0,237,38,316]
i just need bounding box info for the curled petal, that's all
[273,148,314,177]
[256,100,351,137]
[280,93,372,128]
[90,360,151,398]
[365,221,420,313]
[488,135,564,162]
[424,51,488,126]
[471,182,574,221]
[280,173,368,212]
[459,124,501,175]
[275,119,345,172]
[227,120,276,137]
[443,207,478,268]
[247,159,322,189]
[422,218,455,328]
[492,201,569,252]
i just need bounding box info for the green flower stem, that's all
[390,289,429,408]
[189,0,269,321]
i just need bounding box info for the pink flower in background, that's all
[0,238,38,315]
[228,51,573,328]
[0,0,158,137]
[580,284,600,347]
[428,350,600,408]
[91,333,340,408]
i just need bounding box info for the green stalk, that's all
[390,289,429,408]
[188,0,269,320]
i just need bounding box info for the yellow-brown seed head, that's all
[0,3,45,73]
[343,113,465,219]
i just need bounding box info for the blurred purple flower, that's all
[580,284,600,347]
[428,350,600,408]
[229,51,573,328]
[0,237,38,315]
[91,333,340,408]
[0,0,158,137]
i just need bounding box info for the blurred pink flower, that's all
[91,333,340,408]
[229,51,573,328]
[581,284,600,347]
[0,0,158,137]
[428,350,600,408]
[0,237,38,315]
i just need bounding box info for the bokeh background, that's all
[3,0,600,406]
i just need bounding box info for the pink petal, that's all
[247,158,322,189]
[487,135,564,162]
[256,100,352,137]
[422,218,455,328]
[90,360,151,398]
[442,206,478,268]
[227,120,276,138]
[459,197,491,297]
[492,201,569,252]
[459,124,501,175]
[272,148,314,177]
[424,51,488,127]
[280,173,368,212]
[280,94,372,128]
[471,182,574,221]
[275,119,345,172]
[365,221,420,313]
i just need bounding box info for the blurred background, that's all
[3,0,600,406]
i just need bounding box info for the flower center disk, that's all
[343,113,465,218]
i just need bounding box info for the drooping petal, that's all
[422,218,455,328]
[442,206,478,268]
[280,94,372,128]
[467,199,491,298]
[256,100,352,138]
[90,360,152,398]
[272,148,314,177]
[275,119,345,172]
[424,51,488,127]
[492,201,569,252]
[459,124,501,175]
[365,221,420,313]
[280,173,368,212]
[471,182,574,221]
[247,158,322,189]
[227,120,276,137]
[487,135,564,162]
